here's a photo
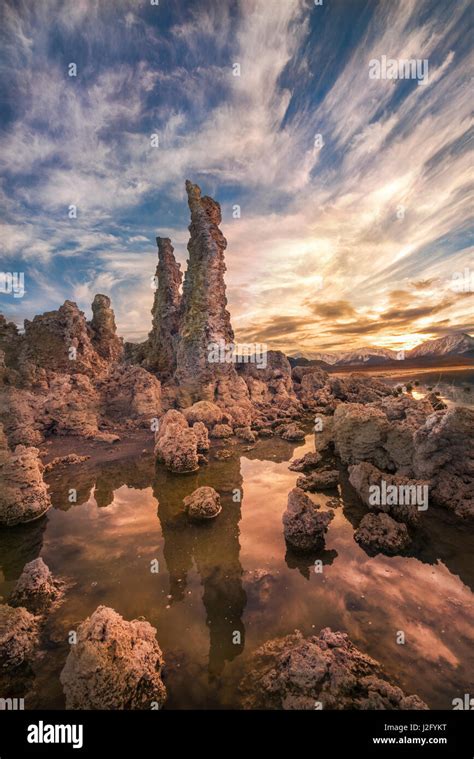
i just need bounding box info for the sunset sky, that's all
[0,0,472,354]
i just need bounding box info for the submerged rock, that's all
[184,486,222,521]
[354,513,411,555]
[297,469,339,491]
[240,627,428,710]
[43,453,90,472]
[9,558,64,614]
[289,451,322,472]
[0,604,39,671]
[243,569,276,606]
[60,605,167,710]
[283,488,334,552]
[0,439,51,527]
[154,409,199,473]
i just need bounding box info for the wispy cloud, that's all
[0,0,472,351]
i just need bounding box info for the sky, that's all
[0,0,472,354]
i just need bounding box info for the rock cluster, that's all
[303,385,473,519]
[60,605,167,710]
[240,627,428,710]
[0,180,308,462]
[0,297,162,449]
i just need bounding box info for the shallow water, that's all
[367,367,474,408]
[0,428,473,710]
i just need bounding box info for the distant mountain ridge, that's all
[409,332,474,358]
[289,332,474,367]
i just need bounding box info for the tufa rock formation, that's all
[9,558,64,614]
[0,603,39,672]
[413,406,474,519]
[60,605,167,710]
[240,627,428,710]
[283,487,334,553]
[354,513,411,555]
[22,300,108,379]
[146,237,182,378]
[0,424,51,527]
[184,486,222,521]
[89,294,123,361]
[175,180,251,413]
[154,409,200,473]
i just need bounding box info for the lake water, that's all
[1,413,473,710]
[354,367,474,408]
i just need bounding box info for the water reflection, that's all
[153,455,246,677]
[0,428,472,709]
[0,518,47,584]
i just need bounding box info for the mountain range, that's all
[289,332,474,367]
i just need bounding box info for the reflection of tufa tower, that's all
[154,453,246,678]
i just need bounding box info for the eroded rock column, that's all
[89,294,123,361]
[145,237,182,379]
[175,180,248,409]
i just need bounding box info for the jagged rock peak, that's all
[90,294,123,361]
[185,179,222,226]
[22,300,107,378]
